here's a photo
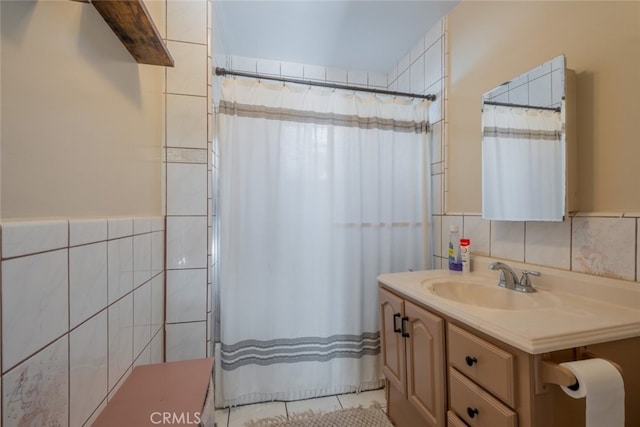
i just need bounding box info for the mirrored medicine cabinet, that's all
[481,54,576,222]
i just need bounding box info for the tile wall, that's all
[163,0,214,362]
[0,218,165,426]
[216,56,390,91]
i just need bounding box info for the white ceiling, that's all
[213,0,460,73]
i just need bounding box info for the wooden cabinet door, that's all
[380,288,406,394]
[405,300,446,427]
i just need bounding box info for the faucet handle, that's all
[519,270,541,289]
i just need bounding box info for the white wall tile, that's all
[70,219,107,246]
[167,163,208,215]
[151,274,165,335]
[368,71,387,88]
[424,40,442,90]
[326,67,347,84]
[70,312,108,427]
[151,330,165,364]
[230,55,258,73]
[431,173,443,216]
[490,221,525,262]
[257,58,282,76]
[427,84,443,122]
[133,217,152,235]
[107,237,134,304]
[347,70,368,87]
[133,282,152,359]
[167,0,207,44]
[463,216,491,257]
[70,242,108,328]
[281,61,304,79]
[166,269,208,323]
[525,221,571,269]
[167,94,208,149]
[1,220,68,258]
[441,216,463,260]
[107,218,133,240]
[2,336,68,426]
[133,233,152,288]
[152,230,165,277]
[410,54,425,94]
[2,249,68,369]
[411,36,425,65]
[165,322,207,362]
[432,215,443,259]
[396,70,410,93]
[167,41,208,96]
[108,294,133,391]
[431,121,443,163]
[151,216,165,232]
[166,216,208,269]
[134,343,152,367]
[303,64,326,81]
[424,19,442,51]
[397,52,411,76]
[572,217,636,280]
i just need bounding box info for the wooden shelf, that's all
[89,0,174,67]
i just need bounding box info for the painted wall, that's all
[446,0,640,213]
[0,0,164,220]
[434,1,640,283]
[0,1,169,425]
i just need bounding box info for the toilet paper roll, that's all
[560,358,625,427]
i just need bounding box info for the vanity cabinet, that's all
[380,287,446,427]
[380,285,541,427]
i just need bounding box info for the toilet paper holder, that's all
[539,352,623,391]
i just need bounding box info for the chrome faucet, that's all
[488,262,540,293]
[488,262,519,290]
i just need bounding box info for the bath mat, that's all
[244,405,392,427]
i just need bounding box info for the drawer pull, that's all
[393,313,402,333]
[401,316,410,338]
[466,407,479,419]
[465,356,478,366]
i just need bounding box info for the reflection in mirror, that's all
[481,55,575,222]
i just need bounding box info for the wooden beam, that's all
[91,0,174,67]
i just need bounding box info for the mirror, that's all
[481,54,576,221]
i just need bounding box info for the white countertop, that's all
[377,257,640,354]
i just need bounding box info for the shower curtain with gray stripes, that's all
[216,77,431,407]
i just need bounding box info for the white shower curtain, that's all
[216,78,431,407]
[482,104,564,221]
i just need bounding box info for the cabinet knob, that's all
[465,356,478,366]
[467,407,479,419]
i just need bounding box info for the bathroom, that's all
[0,0,638,426]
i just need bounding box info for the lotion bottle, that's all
[448,225,462,271]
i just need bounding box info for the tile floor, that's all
[214,389,387,427]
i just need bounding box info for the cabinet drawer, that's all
[449,368,517,427]
[448,410,469,427]
[448,324,514,406]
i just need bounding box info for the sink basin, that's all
[421,277,554,310]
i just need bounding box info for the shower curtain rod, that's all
[483,100,561,112]
[214,67,436,101]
